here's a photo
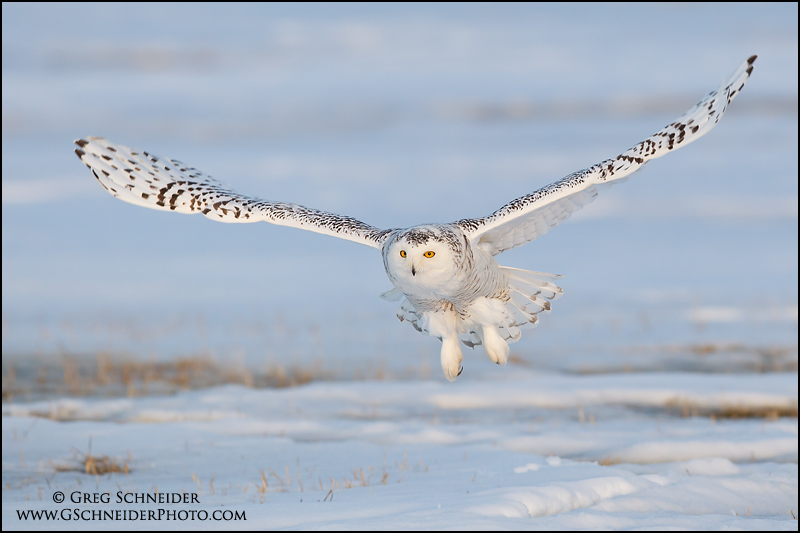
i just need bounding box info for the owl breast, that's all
[381,224,507,313]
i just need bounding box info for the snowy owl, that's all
[75,56,756,381]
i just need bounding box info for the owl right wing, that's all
[75,136,393,249]
[456,55,757,256]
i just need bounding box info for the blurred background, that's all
[2,3,797,397]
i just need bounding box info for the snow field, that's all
[3,371,797,529]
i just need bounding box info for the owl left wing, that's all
[457,55,757,256]
[75,136,393,249]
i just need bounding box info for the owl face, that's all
[383,225,467,294]
[391,240,451,277]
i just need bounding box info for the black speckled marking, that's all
[74,57,755,265]
[396,225,463,255]
[73,136,394,249]
[455,56,757,255]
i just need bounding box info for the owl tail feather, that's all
[499,266,563,342]
[501,266,563,301]
[455,266,563,348]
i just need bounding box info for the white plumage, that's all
[75,56,756,380]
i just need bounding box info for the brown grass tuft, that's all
[55,439,131,476]
[663,398,798,419]
[3,353,336,402]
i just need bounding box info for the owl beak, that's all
[411,263,417,276]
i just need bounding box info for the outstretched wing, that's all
[457,55,757,256]
[75,137,393,249]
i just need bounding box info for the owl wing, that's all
[75,137,393,249]
[456,55,757,256]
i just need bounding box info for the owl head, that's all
[383,225,469,290]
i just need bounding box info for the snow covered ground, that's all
[2,3,798,529]
[3,371,798,529]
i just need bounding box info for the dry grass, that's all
[248,451,424,503]
[517,342,798,375]
[663,398,798,420]
[54,438,131,476]
[2,347,440,402]
[2,353,337,402]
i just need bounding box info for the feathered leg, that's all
[440,336,464,381]
[425,309,463,381]
[482,325,509,365]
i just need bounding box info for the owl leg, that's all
[440,336,464,382]
[425,309,463,381]
[482,325,509,365]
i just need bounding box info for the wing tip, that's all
[74,136,107,147]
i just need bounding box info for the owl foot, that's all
[440,336,464,381]
[482,326,509,365]
[446,364,463,380]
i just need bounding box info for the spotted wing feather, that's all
[74,137,391,249]
[457,55,757,256]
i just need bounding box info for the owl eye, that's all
[399,250,406,258]
[424,251,435,258]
